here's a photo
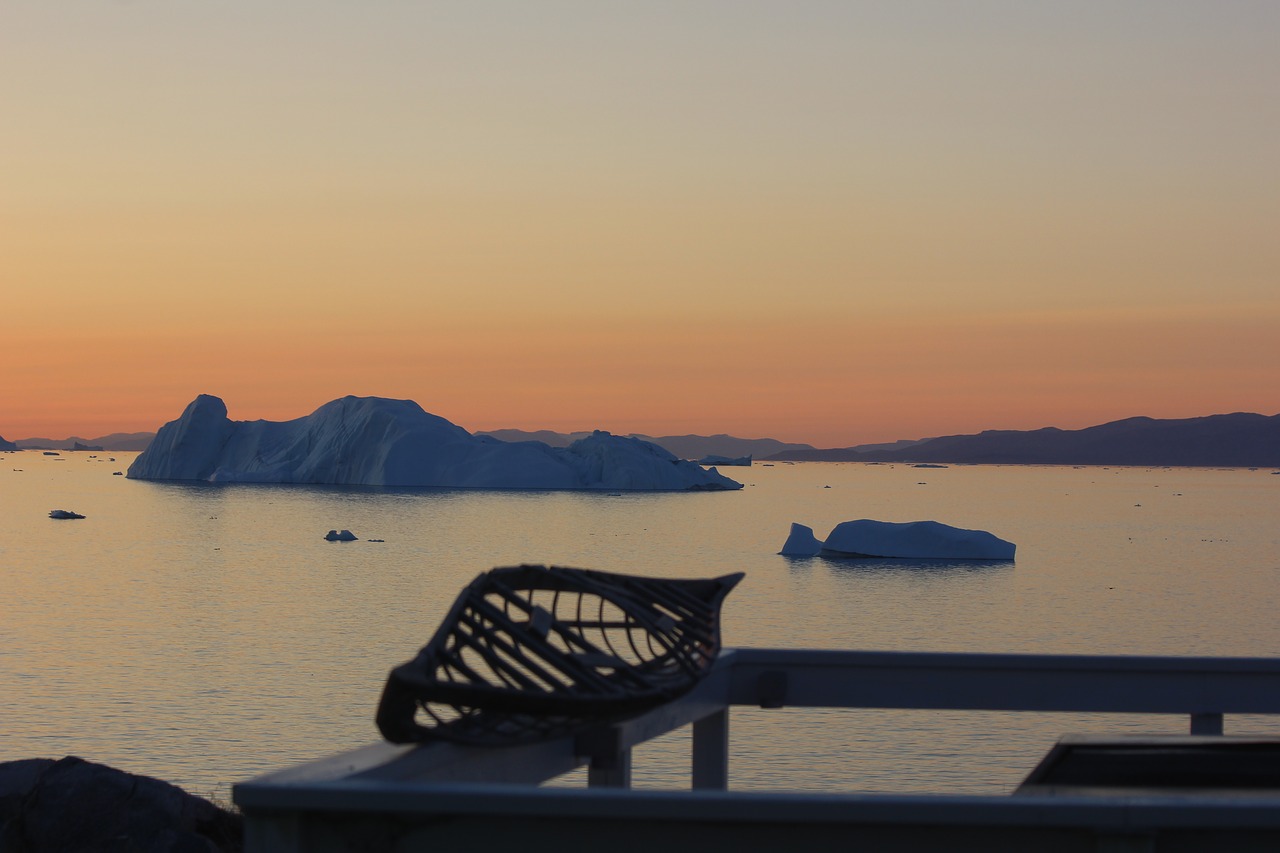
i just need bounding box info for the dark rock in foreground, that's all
[0,756,241,852]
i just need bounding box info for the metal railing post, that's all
[587,748,632,788]
[692,709,729,790]
[1190,713,1224,735]
[579,725,633,788]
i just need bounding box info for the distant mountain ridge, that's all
[11,412,1280,466]
[767,413,1280,467]
[480,429,594,448]
[14,432,156,451]
[479,429,815,461]
[10,425,813,458]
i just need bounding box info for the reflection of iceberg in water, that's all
[780,519,1015,561]
[822,556,1016,575]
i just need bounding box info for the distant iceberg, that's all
[780,519,1015,560]
[697,454,752,467]
[127,395,743,491]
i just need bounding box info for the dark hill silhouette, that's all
[767,413,1280,467]
[480,429,813,460]
[15,432,156,451]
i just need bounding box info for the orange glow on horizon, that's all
[4,4,1277,447]
[3,304,1276,448]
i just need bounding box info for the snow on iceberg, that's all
[127,395,743,491]
[781,519,1015,560]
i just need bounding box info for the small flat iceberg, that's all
[49,509,86,520]
[780,519,1015,560]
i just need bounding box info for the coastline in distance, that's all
[767,413,1280,468]
[8,410,1278,469]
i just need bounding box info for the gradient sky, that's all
[3,2,1277,447]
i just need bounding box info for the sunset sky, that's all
[3,2,1277,447]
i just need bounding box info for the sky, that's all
[2,2,1277,447]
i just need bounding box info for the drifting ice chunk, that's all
[324,529,357,542]
[779,522,823,556]
[49,509,86,520]
[821,519,1015,560]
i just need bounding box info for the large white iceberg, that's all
[127,395,743,491]
[780,519,1015,560]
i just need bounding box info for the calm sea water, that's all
[3,451,1279,799]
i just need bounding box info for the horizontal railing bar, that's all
[245,736,586,788]
[244,664,732,792]
[726,648,1280,674]
[237,647,1280,803]
[235,780,1280,827]
[724,649,1280,715]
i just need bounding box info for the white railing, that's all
[234,648,1280,851]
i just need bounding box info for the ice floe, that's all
[781,519,1015,560]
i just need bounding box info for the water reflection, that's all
[819,556,1016,577]
[8,456,1280,797]
[136,478,480,502]
[133,477,704,502]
